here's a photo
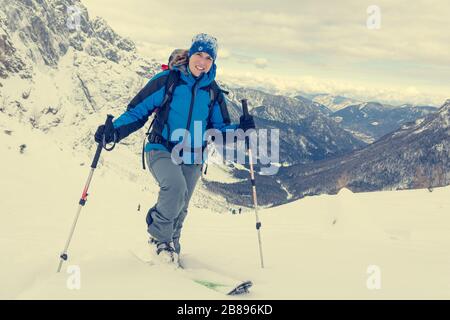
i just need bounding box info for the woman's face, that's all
[188,52,213,77]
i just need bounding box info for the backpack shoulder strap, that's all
[150,69,180,135]
[141,70,180,170]
[126,71,170,112]
[162,70,181,107]
[206,80,231,127]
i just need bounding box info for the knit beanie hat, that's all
[188,33,218,61]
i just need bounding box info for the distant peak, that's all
[444,99,450,107]
[439,99,450,111]
[338,187,353,196]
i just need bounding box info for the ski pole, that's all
[241,99,264,269]
[57,114,116,273]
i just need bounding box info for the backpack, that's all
[140,54,229,170]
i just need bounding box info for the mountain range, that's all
[332,101,437,142]
[1,0,447,208]
[277,100,450,200]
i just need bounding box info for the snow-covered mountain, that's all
[0,0,369,171]
[0,0,241,214]
[297,93,361,112]
[1,0,447,210]
[332,101,437,142]
[0,0,161,151]
[291,94,438,143]
[279,99,450,198]
[228,87,367,164]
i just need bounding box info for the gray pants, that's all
[145,149,202,254]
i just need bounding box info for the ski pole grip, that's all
[241,99,249,119]
[91,143,103,169]
[104,114,115,133]
[91,114,114,168]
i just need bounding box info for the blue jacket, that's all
[113,63,238,164]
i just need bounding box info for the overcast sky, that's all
[82,0,449,106]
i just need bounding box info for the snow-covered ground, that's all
[1,116,450,300]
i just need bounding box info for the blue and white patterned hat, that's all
[188,33,218,61]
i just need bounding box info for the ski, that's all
[178,263,253,295]
[131,250,253,296]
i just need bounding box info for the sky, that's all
[82,0,450,106]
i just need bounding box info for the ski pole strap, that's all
[142,116,157,170]
[102,114,116,152]
[256,222,262,230]
[142,138,147,170]
[102,134,116,151]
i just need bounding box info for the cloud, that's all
[83,0,450,63]
[218,48,231,59]
[220,70,448,106]
[82,0,450,105]
[83,0,450,64]
[134,41,173,61]
[254,58,268,69]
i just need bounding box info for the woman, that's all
[94,33,255,266]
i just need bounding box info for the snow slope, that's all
[1,117,450,299]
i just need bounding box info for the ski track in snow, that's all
[1,116,450,299]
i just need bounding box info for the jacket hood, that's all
[174,62,216,87]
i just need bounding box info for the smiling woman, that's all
[188,33,218,77]
[189,52,213,77]
[93,32,255,267]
